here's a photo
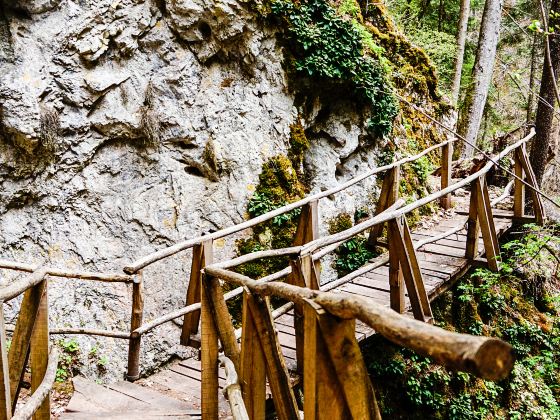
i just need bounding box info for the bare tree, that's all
[451,0,471,105]
[457,0,503,158]
[530,0,560,186]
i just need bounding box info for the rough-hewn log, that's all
[205,267,514,381]
[219,355,249,420]
[9,326,130,340]
[11,348,58,420]
[202,275,240,371]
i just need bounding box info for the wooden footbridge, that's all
[0,128,547,419]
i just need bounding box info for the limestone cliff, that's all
[0,0,447,380]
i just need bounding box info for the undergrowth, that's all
[270,0,398,137]
[365,223,560,419]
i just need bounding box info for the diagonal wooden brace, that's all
[466,177,501,271]
[181,239,213,347]
[368,166,400,248]
[388,216,433,322]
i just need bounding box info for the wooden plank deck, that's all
[63,202,515,419]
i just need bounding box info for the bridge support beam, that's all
[303,299,381,420]
[368,165,400,248]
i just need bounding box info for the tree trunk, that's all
[530,0,560,186]
[451,0,470,106]
[457,0,503,158]
[527,33,540,124]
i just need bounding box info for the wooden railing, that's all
[0,127,545,418]
[193,129,544,418]
[0,267,137,419]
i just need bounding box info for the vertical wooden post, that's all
[201,273,219,420]
[126,271,144,381]
[440,142,453,209]
[518,144,546,225]
[465,180,481,260]
[181,239,213,346]
[368,165,400,248]
[0,304,12,419]
[30,280,49,420]
[240,291,266,420]
[303,300,381,420]
[202,274,240,370]
[9,280,47,409]
[513,148,525,220]
[290,201,320,377]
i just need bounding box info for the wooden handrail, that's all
[301,129,535,255]
[205,266,513,381]
[11,348,58,420]
[124,138,456,274]
[0,260,133,283]
[0,268,48,302]
[130,175,518,338]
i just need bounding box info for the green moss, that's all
[288,121,310,177]
[269,0,399,137]
[236,154,307,283]
[328,213,353,234]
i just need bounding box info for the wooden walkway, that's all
[62,198,515,419]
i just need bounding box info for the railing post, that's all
[303,299,381,419]
[181,239,214,347]
[126,270,144,381]
[0,303,11,419]
[9,279,47,410]
[30,279,49,420]
[440,142,453,209]
[290,200,320,376]
[513,147,525,220]
[201,273,219,420]
[240,291,266,419]
[517,143,546,225]
[368,165,400,248]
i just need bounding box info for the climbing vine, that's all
[270,0,399,137]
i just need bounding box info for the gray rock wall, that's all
[0,0,381,380]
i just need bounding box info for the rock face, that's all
[0,0,382,380]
